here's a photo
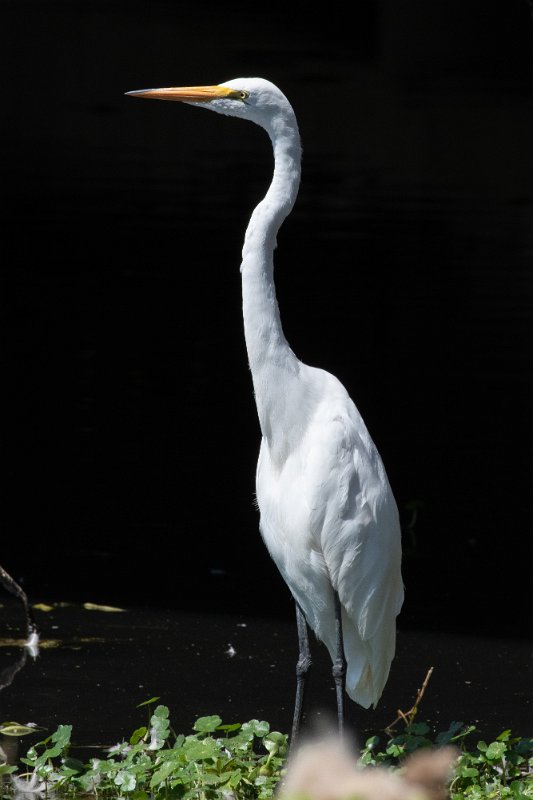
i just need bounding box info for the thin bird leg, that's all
[291,600,312,745]
[332,592,347,739]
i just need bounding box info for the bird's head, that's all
[126,77,295,136]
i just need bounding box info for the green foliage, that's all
[3,707,288,800]
[1,708,532,800]
[448,729,533,799]
[360,721,533,799]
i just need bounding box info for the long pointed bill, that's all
[125,85,241,103]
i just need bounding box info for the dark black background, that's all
[2,0,532,637]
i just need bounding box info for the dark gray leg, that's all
[332,592,347,738]
[291,600,312,744]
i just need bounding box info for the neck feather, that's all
[240,111,303,447]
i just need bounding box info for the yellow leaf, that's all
[83,602,125,613]
[0,723,43,737]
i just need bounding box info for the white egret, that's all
[127,78,404,740]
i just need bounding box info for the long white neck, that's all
[240,109,304,458]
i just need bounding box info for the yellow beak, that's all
[125,85,241,103]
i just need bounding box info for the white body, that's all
[256,365,402,707]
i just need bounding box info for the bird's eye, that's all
[239,90,249,101]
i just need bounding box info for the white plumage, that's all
[256,364,403,708]
[127,77,404,729]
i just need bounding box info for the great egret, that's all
[127,78,404,740]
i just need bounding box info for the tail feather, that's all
[320,607,396,708]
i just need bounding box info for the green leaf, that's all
[436,721,469,745]
[0,764,18,776]
[485,741,507,761]
[226,770,244,788]
[217,722,241,732]
[451,724,477,741]
[365,735,381,749]
[51,724,73,749]
[114,769,137,791]
[387,743,405,757]
[193,715,222,733]
[129,726,148,745]
[137,697,160,707]
[267,731,287,743]
[62,756,85,773]
[509,779,529,797]
[29,724,73,768]
[149,706,170,749]
[263,738,279,754]
[408,722,430,735]
[200,772,229,785]
[515,738,533,756]
[242,720,270,738]
[497,729,513,742]
[457,765,480,778]
[224,729,255,752]
[150,758,180,788]
[183,737,220,761]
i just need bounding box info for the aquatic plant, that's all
[1,703,532,799]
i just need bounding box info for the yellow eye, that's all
[225,88,250,102]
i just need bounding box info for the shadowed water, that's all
[0,600,532,752]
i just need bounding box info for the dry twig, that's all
[385,667,434,735]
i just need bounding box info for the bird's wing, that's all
[303,391,403,705]
[310,399,402,634]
